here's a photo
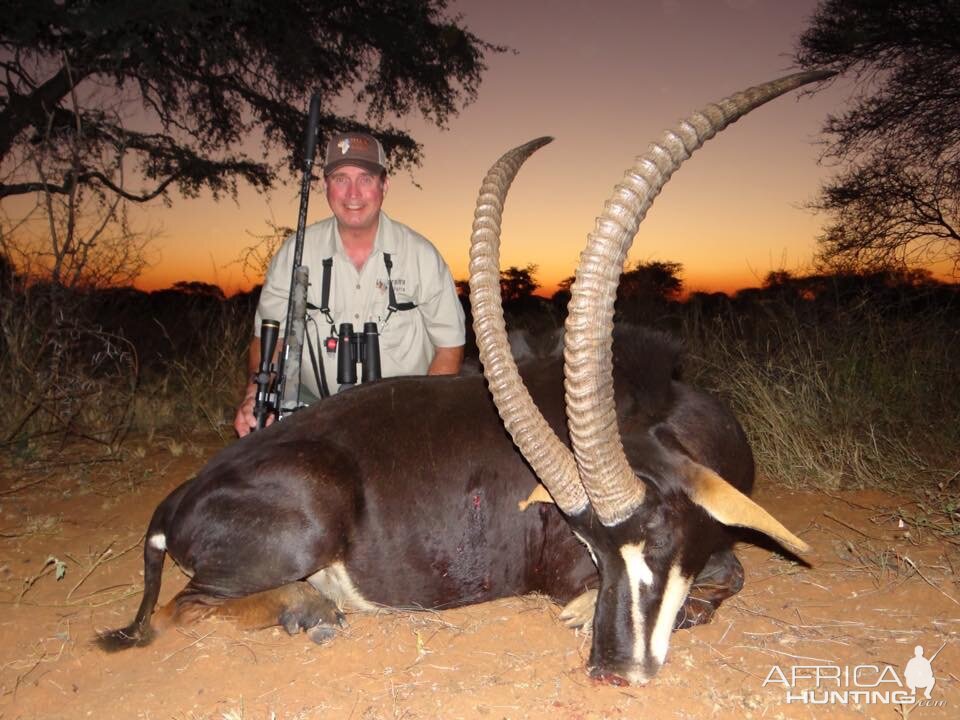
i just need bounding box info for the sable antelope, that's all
[98,69,829,684]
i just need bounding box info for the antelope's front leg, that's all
[673,549,744,630]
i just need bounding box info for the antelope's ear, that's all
[518,483,555,512]
[682,460,810,555]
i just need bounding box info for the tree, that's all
[619,260,684,302]
[550,275,574,313]
[0,0,499,206]
[170,280,226,301]
[235,222,293,284]
[500,264,540,304]
[796,0,960,271]
[614,260,683,324]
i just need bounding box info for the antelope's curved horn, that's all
[469,137,590,516]
[564,70,835,526]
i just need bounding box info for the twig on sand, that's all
[822,511,883,540]
[733,645,833,664]
[902,555,960,607]
[66,534,143,601]
[821,492,879,512]
[16,558,59,603]
[161,629,217,662]
[0,472,58,497]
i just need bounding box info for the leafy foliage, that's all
[619,260,683,301]
[796,0,960,271]
[499,264,540,304]
[613,260,684,323]
[0,0,500,204]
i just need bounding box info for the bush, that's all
[681,277,959,491]
[0,279,256,452]
[0,283,138,450]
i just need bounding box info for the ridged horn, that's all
[469,137,589,516]
[564,70,836,526]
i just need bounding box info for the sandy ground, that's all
[1,438,957,720]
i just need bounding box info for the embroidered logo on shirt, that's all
[376,278,406,294]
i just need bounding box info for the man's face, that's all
[324,165,387,234]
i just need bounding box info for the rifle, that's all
[252,93,322,430]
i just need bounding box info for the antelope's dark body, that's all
[155,358,598,609]
[102,328,754,655]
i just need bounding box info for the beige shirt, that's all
[255,212,465,400]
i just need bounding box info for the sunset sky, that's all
[136,0,862,297]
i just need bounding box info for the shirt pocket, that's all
[379,305,417,353]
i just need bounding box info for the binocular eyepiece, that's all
[336,321,381,387]
[253,318,382,430]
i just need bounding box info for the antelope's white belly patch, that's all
[307,562,378,612]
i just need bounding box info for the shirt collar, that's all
[331,210,396,260]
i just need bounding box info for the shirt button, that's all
[355,284,361,290]
[354,314,360,319]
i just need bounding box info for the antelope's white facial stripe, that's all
[620,542,653,662]
[148,533,166,551]
[620,543,653,587]
[573,531,599,568]
[650,564,692,664]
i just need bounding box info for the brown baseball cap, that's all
[323,132,387,175]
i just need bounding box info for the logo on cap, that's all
[338,138,351,155]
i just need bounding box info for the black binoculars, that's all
[336,322,382,388]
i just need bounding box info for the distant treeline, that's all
[460,267,960,360]
[2,264,958,490]
[4,267,958,374]
[82,281,261,375]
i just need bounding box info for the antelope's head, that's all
[468,70,831,684]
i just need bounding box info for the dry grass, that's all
[0,287,138,452]
[0,281,253,457]
[131,297,252,440]
[682,291,959,495]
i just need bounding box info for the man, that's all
[234,132,465,437]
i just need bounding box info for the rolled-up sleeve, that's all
[416,245,466,349]
[253,236,296,337]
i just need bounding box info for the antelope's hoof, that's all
[278,594,344,636]
[559,589,597,630]
[306,622,342,645]
[673,595,719,630]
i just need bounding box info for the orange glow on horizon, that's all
[123,2,953,305]
[133,258,799,300]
